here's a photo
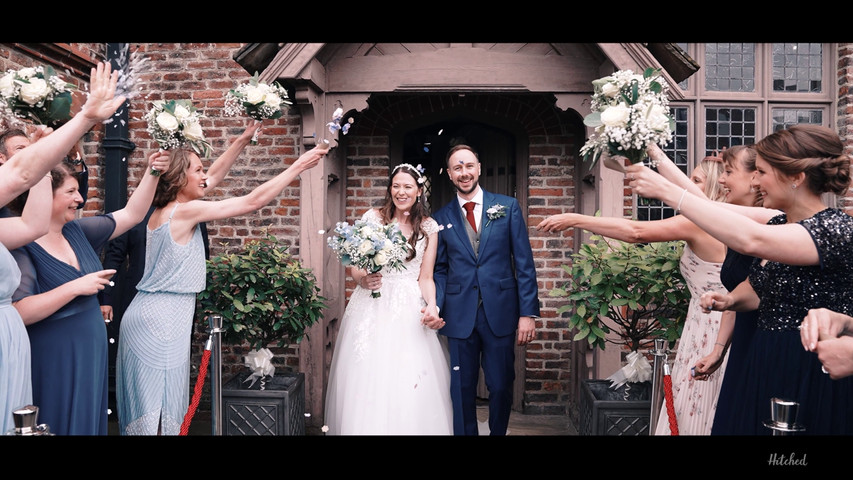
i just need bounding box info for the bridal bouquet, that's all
[144,99,212,168]
[580,68,674,169]
[224,72,292,143]
[327,218,409,298]
[0,65,76,127]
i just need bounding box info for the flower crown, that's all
[392,163,426,184]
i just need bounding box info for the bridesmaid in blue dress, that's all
[0,175,52,434]
[0,61,130,434]
[117,131,329,435]
[628,124,853,435]
[11,152,167,435]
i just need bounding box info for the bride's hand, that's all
[359,272,382,291]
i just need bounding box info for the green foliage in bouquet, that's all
[550,233,690,352]
[199,233,327,351]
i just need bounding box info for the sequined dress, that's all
[715,209,853,435]
[116,203,206,435]
[654,244,728,435]
[0,243,30,434]
[324,210,453,434]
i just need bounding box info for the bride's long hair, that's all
[380,163,428,261]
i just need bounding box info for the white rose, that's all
[245,85,266,105]
[358,240,374,255]
[173,104,191,121]
[264,92,281,109]
[17,68,36,79]
[156,111,179,132]
[182,120,205,141]
[600,83,620,98]
[600,103,631,128]
[644,104,669,131]
[374,250,389,266]
[0,73,16,98]
[19,78,50,105]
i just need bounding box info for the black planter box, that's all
[579,379,651,436]
[222,371,305,436]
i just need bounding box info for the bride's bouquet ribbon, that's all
[243,347,276,388]
[606,350,652,389]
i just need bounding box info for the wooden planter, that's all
[222,371,305,436]
[579,379,651,436]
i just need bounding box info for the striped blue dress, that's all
[116,203,206,435]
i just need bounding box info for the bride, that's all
[324,162,452,435]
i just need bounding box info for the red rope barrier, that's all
[180,349,211,436]
[663,371,679,435]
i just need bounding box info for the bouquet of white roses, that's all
[224,72,291,144]
[326,218,409,298]
[0,65,76,127]
[580,68,674,168]
[144,99,212,165]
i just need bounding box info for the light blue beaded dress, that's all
[0,243,30,434]
[116,203,206,435]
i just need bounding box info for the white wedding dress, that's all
[324,209,453,435]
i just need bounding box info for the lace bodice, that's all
[362,209,439,281]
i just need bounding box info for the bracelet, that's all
[676,188,688,212]
[715,342,727,348]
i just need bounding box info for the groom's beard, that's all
[453,177,479,196]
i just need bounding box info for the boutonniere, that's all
[485,204,506,228]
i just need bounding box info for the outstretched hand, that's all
[80,62,126,124]
[291,143,331,173]
[536,213,577,233]
[421,305,445,330]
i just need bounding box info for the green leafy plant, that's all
[550,234,690,353]
[199,233,327,351]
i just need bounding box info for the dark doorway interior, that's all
[401,119,516,213]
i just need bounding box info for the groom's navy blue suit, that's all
[434,187,539,435]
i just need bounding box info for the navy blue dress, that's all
[12,215,115,436]
[715,209,853,435]
[709,248,757,435]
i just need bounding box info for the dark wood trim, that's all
[4,43,96,79]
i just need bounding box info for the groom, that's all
[432,144,539,435]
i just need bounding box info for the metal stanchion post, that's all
[207,314,224,436]
[764,397,804,435]
[648,338,668,435]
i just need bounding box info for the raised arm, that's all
[645,144,707,198]
[0,62,125,205]
[203,121,262,191]
[625,163,811,264]
[109,151,169,239]
[187,143,329,224]
[536,211,699,244]
[0,174,52,249]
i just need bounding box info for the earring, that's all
[792,183,798,189]
[749,187,755,193]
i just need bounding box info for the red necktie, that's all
[463,201,477,233]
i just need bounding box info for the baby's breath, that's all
[580,68,674,168]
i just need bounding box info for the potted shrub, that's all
[549,234,690,435]
[198,232,327,435]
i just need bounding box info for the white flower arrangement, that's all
[485,204,506,228]
[580,68,674,168]
[327,218,409,298]
[392,162,426,184]
[224,72,291,144]
[144,99,212,168]
[0,65,76,127]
